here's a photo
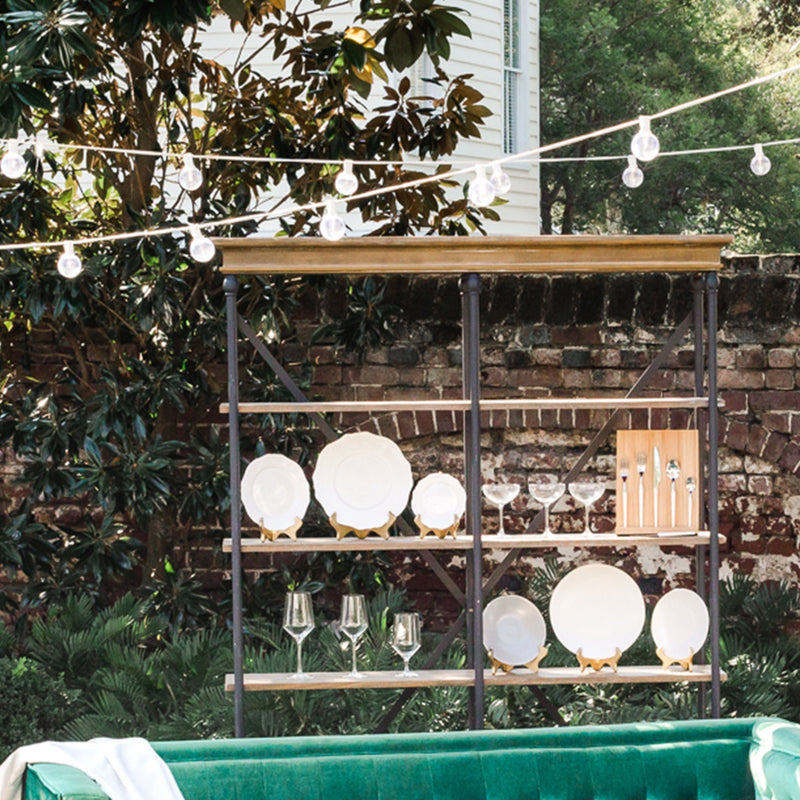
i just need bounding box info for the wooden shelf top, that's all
[223,532,719,553]
[225,664,722,692]
[214,234,732,276]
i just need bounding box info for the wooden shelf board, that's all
[225,665,723,692]
[223,532,720,553]
[220,397,712,415]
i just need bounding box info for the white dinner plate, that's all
[241,454,310,531]
[549,564,645,660]
[312,432,413,530]
[411,473,467,530]
[483,595,547,666]
[651,588,709,660]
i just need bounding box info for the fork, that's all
[619,458,630,529]
[637,452,647,528]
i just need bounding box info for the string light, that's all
[334,159,359,196]
[468,164,495,207]
[490,164,512,195]
[750,144,771,176]
[630,116,660,162]
[178,154,203,192]
[1,139,26,179]
[56,242,82,278]
[189,226,216,262]
[319,199,346,241]
[622,155,644,188]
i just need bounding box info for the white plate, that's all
[312,432,413,530]
[651,588,709,660]
[549,564,645,660]
[411,473,466,530]
[483,595,546,666]
[241,454,310,531]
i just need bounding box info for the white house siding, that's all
[195,1,540,235]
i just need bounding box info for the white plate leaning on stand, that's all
[483,595,548,674]
[411,472,466,538]
[651,588,709,670]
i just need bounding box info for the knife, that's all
[653,445,661,529]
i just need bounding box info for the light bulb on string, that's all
[468,164,496,207]
[750,143,771,176]
[189,226,216,263]
[57,242,83,279]
[490,164,512,195]
[1,139,26,179]
[622,155,644,188]
[319,199,346,241]
[334,159,359,196]
[630,116,660,162]
[178,154,203,192]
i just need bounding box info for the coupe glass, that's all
[391,612,421,676]
[340,594,369,677]
[528,479,566,536]
[482,483,520,536]
[568,481,606,536]
[283,591,314,679]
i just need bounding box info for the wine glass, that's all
[283,591,314,679]
[340,594,368,677]
[568,480,606,536]
[482,483,520,536]
[528,479,566,536]
[391,612,421,676]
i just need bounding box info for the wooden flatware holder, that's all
[616,429,700,535]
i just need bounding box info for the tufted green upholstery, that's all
[22,718,800,800]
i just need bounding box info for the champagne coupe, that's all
[528,479,566,536]
[482,483,520,536]
[283,591,314,679]
[391,612,421,676]
[568,481,606,536]
[340,594,368,677]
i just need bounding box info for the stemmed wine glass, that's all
[528,479,566,537]
[340,594,368,677]
[568,481,606,536]
[391,612,421,676]
[482,483,520,536]
[283,591,314,679]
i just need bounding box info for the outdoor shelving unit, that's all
[216,234,732,737]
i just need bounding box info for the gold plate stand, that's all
[577,647,622,673]
[488,645,549,675]
[329,512,396,540]
[415,514,462,539]
[656,646,695,671]
[259,517,302,542]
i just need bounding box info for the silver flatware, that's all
[620,458,630,529]
[686,477,696,529]
[636,452,646,527]
[653,446,661,529]
[666,459,680,528]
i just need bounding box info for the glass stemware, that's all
[568,481,606,536]
[340,594,368,677]
[391,612,421,676]
[482,483,520,536]
[283,591,314,679]
[528,480,566,536]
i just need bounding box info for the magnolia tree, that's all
[0,0,491,612]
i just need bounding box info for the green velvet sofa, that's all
[22,717,800,800]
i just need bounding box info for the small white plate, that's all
[411,473,466,530]
[241,454,310,531]
[549,564,645,660]
[312,432,413,530]
[483,595,546,666]
[651,588,709,660]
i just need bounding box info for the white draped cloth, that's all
[0,738,185,800]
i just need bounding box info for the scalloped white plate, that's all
[411,473,466,530]
[651,588,709,660]
[241,454,310,531]
[312,432,413,530]
[549,564,645,660]
[483,595,547,666]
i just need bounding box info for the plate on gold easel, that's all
[651,588,709,670]
[483,595,548,673]
[411,473,466,538]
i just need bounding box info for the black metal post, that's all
[225,275,245,737]
[706,272,721,717]
[460,273,484,730]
